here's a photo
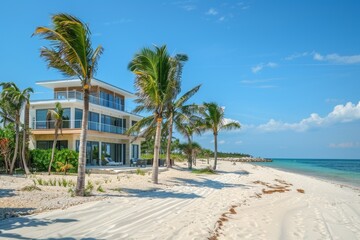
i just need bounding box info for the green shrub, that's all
[136,168,145,176]
[30,149,78,173]
[85,180,94,196]
[21,185,41,191]
[97,185,105,192]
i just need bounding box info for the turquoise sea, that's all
[254,158,360,188]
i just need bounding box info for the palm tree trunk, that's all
[48,126,58,175]
[76,88,89,196]
[188,139,193,170]
[166,116,173,168]
[21,128,30,175]
[9,121,19,175]
[152,116,162,184]
[213,133,218,170]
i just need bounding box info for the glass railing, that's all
[32,120,129,135]
[54,91,126,112]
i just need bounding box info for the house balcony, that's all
[30,90,142,118]
[31,120,131,135]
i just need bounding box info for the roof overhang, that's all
[36,78,136,98]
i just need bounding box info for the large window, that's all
[75,108,82,128]
[101,114,126,134]
[75,109,99,131]
[36,109,47,129]
[100,91,125,111]
[102,142,126,164]
[36,108,70,129]
[132,144,139,159]
[76,140,99,165]
[62,108,71,128]
[37,140,68,150]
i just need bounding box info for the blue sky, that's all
[1,0,360,159]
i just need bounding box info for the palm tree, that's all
[200,102,241,170]
[47,102,64,175]
[165,85,201,168]
[128,45,178,184]
[0,82,33,175]
[33,14,103,196]
[179,141,201,167]
[177,117,202,169]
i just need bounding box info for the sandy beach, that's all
[0,160,359,240]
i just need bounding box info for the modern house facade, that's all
[28,79,143,166]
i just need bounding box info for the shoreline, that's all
[252,161,360,190]
[1,161,359,239]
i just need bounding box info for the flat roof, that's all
[36,78,136,98]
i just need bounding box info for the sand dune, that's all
[0,161,359,240]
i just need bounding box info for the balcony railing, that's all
[32,120,129,135]
[54,91,126,112]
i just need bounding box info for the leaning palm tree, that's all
[165,85,201,168]
[0,82,33,175]
[33,14,103,196]
[200,102,241,170]
[47,102,64,175]
[128,45,178,184]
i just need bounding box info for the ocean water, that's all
[254,158,360,188]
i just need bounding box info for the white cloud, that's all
[285,52,310,61]
[329,142,360,149]
[219,140,225,144]
[206,8,218,15]
[313,52,360,64]
[252,62,277,73]
[235,140,243,144]
[251,65,263,73]
[218,16,225,21]
[257,101,360,132]
[223,117,240,125]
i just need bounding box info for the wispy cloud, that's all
[257,101,360,132]
[251,62,277,73]
[206,8,218,15]
[235,140,243,144]
[285,52,310,61]
[329,142,360,149]
[313,52,360,64]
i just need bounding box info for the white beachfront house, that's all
[28,79,143,166]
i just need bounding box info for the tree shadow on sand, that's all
[170,177,250,190]
[119,188,202,199]
[0,214,103,240]
[0,189,16,198]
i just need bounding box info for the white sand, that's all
[0,161,359,240]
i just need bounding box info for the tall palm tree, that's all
[0,82,33,175]
[200,102,241,170]
[165,85,201,168]
[47,102,64,175]
[33,14,103,196]
[128,45,178,184]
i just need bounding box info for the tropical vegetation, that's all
[0,13,244,193]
